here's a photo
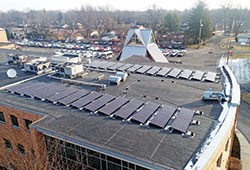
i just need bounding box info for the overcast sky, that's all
[1,0,250,12]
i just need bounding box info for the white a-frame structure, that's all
[117,28,168,63]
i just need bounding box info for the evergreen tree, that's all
[187,0,212,43]
[164,12,180,32]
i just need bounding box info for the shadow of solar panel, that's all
[19,82,48,97]
[150,105,177,128]
[46,88,79,102]
[7,80,39,93]
[34,85,67,100]
[113,99,144,119]
[146,66,161,75]
[179,70,193,79]
[204,72,217,82]
[132,102,160,124]
[71,91,102,108]
[127,64,142,72]
[136,65,152,74]
[171,108,195,133]
[58,89,89,105]
[156,67,171,76]
[108,63,125,70]
[167,68,182,78]
[84,94,115,112]
[117,63,133,71]
[191,71,205,81]
[98,97,129,115]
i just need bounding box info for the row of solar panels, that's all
[86,60,219,82]
[7,81,197,133]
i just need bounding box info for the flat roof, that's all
[0,54,224,169]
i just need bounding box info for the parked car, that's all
[177,51,184,57]
[170,50,178,57]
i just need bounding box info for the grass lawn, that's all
[229,53,250,59]
[186,44,205,49]
[231,45,250,51]
[241,93,250,104]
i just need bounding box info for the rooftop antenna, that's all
[7,69,17,78]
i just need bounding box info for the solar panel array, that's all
[58,89,89,105]
[85,60,219,82]
[171,108,195,133]
[98,97,129,115]
[47,88,79,103]
[71,91,102,109]
[150,105,177,128]
[132,102,160,123]
[7,81,197,133]
[136,65,152,74]
[113,99,144,119]
[83,94,115,112]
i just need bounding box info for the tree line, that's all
[0,0,250,43]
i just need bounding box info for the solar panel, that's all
[167,68,182,78]
[191,70,205,81]
[99,62,116,69]
[71,91,102,108]
[113,99,144,119]
[83,94,115,112]
[14,81,41,94]
[7,80,39,93]
[96,61,109,69]
[117,63,133,71]
[204,72,217,82]
[108,63,125,70]
[136,65,152,74]
[98,97,129,115]
[146,66,161,75]
[156,67,171,76]
[132,102,160,124]
[179,70,193,79]
[58,89,89,105]
[46,88,79,103]
[34,85,67,100]
[127,64,142,72]
[150,105,177,128]
[89,60,103,68]
[171,108,195,133]
[19,82,48,97]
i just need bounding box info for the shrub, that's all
[231,133,241,159]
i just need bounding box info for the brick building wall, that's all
[0,104,47,170]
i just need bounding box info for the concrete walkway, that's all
[235,129,250,170]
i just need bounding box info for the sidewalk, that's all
[235,129,250,170]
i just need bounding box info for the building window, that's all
[0,111,5,123]
[10,115,19,128]
[4,138,12,150]
[217,153,222,168]
[31,149,36,161]
[225,139,230,152]
[17,144,25,156]
[24,119,32,131]
[9,163,18,170]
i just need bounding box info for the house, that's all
[0,28,8,43]
[117,28,168,63]
[237,34,250,44]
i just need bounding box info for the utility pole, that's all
[198,18,203,49]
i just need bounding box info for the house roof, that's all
[119,28,168,63]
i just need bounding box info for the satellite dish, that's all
[7,69,17,78]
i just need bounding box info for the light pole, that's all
[198,18,203,49]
